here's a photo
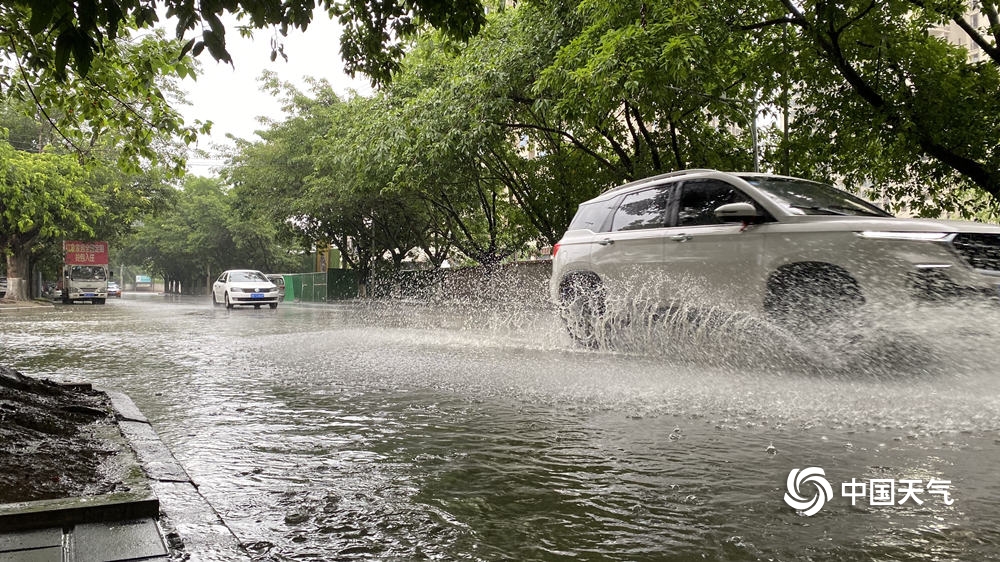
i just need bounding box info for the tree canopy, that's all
[223,0,1000,296]
[7,0,486,86]
[748,0,1000,215]
[121,175,301,293]
[0,24,207,176]
[0,138,95,300]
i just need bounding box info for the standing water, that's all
[2,294,1000,561]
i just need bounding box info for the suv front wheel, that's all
[763,263,865,333]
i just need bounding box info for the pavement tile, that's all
[73,518,167,561]
[0,528,60,552]
[0,546,62,561]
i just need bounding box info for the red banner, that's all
[64,240,109,265]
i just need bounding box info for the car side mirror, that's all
[715,202,760,223]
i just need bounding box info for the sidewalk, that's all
[0,299,55,311]
[0,387,249,561]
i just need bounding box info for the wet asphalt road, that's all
[2,293,1000,561]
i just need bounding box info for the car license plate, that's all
[83,293,95,297]
[251,293,264,299]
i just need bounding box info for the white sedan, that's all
[212,269,280,309]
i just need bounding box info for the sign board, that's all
[64,240,109,265]
[135,275,152,284]
[316,247,331,272]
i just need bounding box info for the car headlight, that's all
[856,231,956,241]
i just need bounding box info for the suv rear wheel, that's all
[559,275,607,348]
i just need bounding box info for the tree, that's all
[0,139,98,301]
[744,0,1000,214]
[1,24,207,176]
[227,77,443,294]
[410,6,620,244]
[122,175,298,293]
[9,0,486,86]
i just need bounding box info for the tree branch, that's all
[740,16,804,31]
[11,40,86,157]
[495,121,616,171]
[907,0,1000,64]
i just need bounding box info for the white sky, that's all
[173,15,373,176]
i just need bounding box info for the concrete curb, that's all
[0,383,250,561]
[100,388,251,561]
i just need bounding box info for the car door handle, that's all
[671,234,692,242]
[597,238,615,246]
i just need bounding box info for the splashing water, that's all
[3,289,1000,561]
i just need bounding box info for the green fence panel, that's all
[327,269,358,300]
[286,275,302,302]
[289,272,327,302]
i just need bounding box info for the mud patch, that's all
[0,365,121,503]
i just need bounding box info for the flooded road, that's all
[3,294,1000,561]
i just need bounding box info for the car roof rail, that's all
[602,168,723,195]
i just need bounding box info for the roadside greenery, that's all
[3,0,999,300]
[225,0,1000,295]
[0,0,486,300]
[120,176,301,294]
[0,27,197,301]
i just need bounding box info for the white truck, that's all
[60,240,110,304]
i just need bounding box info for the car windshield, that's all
[70,266,107,280]
[230,271,268,283]
[740,176,891,217]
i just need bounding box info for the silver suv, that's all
[550,169,1000,345]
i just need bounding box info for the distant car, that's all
[212,269,280,309]
[107,281,122,298]
[265,274,286,300]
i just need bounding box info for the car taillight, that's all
[552,243,561,258]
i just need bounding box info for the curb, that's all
[100,388,251,560]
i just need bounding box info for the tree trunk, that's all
[4,246,32,302]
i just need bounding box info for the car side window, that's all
[569,195,623,233]
[612,186,671,231]
[677,180,752,227]
[217,273,227,283]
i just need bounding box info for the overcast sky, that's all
[174,15,373,176]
